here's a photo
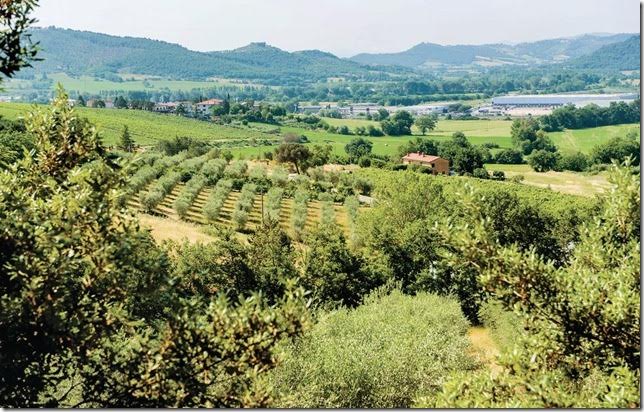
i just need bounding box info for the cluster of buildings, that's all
[297,102,454,118]
[153,98,224,115]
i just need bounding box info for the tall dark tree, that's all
[118,125,134,152]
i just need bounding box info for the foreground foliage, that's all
[427,161,640,408]
[271,289,475,408]
[0,91,310,407]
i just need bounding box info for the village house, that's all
[401,152,450,175]
[196,98,224,115]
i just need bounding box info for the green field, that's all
[0,103,278,146]
[548,123,640,154]
[6,72,266,94]
[0,103,635,159]
[485,163,610,196]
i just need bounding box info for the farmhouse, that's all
[196,98,224,115]
[401,152,449,175]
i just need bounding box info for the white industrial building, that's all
[492,93,639,108]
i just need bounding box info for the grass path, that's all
[467,327,502,376]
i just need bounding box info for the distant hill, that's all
[22,27,639,85]
[350,33,637,69]
[26,27,404,83]
[564,35,640,71]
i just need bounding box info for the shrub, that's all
[590,136,640,166]
[528,149,560,172]
[272,290,474,408]
[224,160,248,179]
[558,151,589,172]
[270,166,289,187]
[491,170,506,181]
[201,158,227,184]
[494,148,524,164]
[343,195,359,235]
[358,156,371,168]
[472,168,490,179]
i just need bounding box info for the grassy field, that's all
[485,163,610,196]
[0,102,635,160]
[5,72,265,94]
[0,103,278,146]
[548,123,640,154]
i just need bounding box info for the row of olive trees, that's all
[290,189,309,241]
[173,174,207,219]
[318,193,336,227]
[231,183,257,230]
[264,187,284,222]
[172,157,229,219]
[203,178,234,222]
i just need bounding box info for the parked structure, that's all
[401,152,450,175]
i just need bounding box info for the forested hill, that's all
[26,27,406,83]
[564,35,640,71]
[350,33,638,69]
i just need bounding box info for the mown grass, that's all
[485,163,610,196]
[548,123,640,154]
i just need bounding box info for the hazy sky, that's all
[33,0,640,57]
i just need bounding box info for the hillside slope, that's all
[564,35,640,70]
[350,33,637,69]
[26,27,399,83]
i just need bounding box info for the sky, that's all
[33,0,640,57]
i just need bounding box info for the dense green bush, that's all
[494,148,524,164]
[344,195,360,244]
[271,290,475,408]
[290,189,309,241]
[200,158,227,184]
[223,160,248,179]
[528,149,560,172]
[558,151,589,171]
[301,225,383,308]
[590,135,640,166]
[0,90,310,408]
[431,163,640,408]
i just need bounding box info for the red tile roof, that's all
[402,152,441,162]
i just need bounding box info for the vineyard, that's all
[122,149,369,239]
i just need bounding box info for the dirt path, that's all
[467,327,502,376]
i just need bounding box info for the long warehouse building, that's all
[492,93,639,108]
